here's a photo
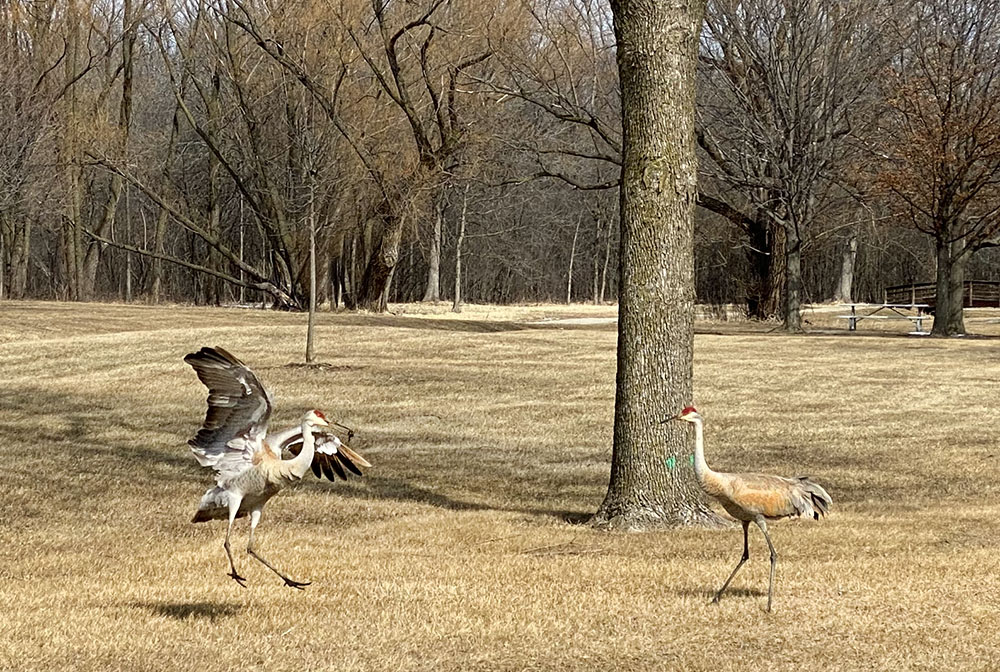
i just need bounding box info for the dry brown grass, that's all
[1,300,999,672]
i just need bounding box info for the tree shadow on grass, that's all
[332,475,593,524]
[326,315,534,333]
[318,314,618,334]
[0,387,201,482]
[135,601,242,620]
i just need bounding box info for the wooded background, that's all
[3,0,1000,324]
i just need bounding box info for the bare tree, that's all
[697,0,892,330]
[0,2,57,299]
[873,0,1000,336]
[228,0,498,311]
[0,0,972,316]
[80,0,139,299]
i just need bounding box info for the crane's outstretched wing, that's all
[280,430,371,482]
[184,346,273,481]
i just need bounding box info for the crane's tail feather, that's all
[191,486,247,523]
[797,477,832,519]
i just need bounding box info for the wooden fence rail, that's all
[884,281,1000,309]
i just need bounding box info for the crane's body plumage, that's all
[700,470,830,522]
[677,406,831,612]
[184,346,370,589]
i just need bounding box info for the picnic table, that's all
[838,303,932,334]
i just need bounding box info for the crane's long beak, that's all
[659,414,680,424]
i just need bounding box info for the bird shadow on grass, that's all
[674,586,767,599]
[135,601,243,621]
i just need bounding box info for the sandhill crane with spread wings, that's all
[667,406,831,612]
[185,346,370,589]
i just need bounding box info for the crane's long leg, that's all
[246,509,310,590]
[755,518,778,613]
[224,497,247,587]
[712,520,751,604]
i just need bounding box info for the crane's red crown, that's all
[313,409,328,421]
[681,405,698,415]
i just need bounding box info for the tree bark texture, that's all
[357,214,403,311]
[452,184,469,313]
[833,233,858,304]
[423,196,443,302]
[745,214,784,320]
[592,0,719,530]
[932,233,966,336]
[784,227,803,332]
[7,214,29,299]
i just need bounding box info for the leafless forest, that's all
[2,0,1000,325]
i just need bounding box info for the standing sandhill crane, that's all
[666,406,831,612]
[185,346,370,589]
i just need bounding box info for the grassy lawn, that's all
[1,300,998,671]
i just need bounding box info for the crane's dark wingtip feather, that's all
[320,455,340,481]
[184,346,244,367]
[329,455,348,481]
[339,454,364,477]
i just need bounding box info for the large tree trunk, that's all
[592,0,718,530]
[8,215,29,299]
[82,173,124,299]
[64,158,84,301]
[60,0,84,301]
[931,233,966,336]
[357,214,403,312]
[746,214,783,319]
[452,184,469,313]
[833,232,858,304]
[422,196,443,302]
[784,225,803,332]
[149,102,183,303]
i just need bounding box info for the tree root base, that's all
[588,502,730,532]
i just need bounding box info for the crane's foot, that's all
[228,570,248,588]
[282,577,310,590]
